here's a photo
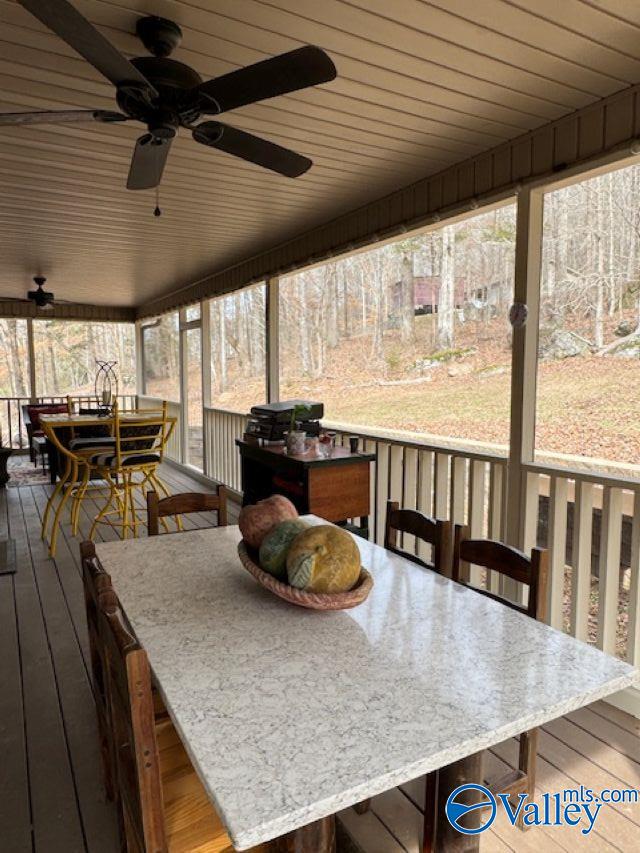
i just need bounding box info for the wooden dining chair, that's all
[96,583,265,853]
[384,500,451,575]
[146,487,228,536]
[80,540,117,801]
[444,525,549,828]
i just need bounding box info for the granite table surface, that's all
[95,523,638,849]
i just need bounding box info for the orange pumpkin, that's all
[238,494,299,549]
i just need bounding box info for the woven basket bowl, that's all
[237,541,373,611]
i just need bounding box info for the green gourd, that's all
[259,519,309,580]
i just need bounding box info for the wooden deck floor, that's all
[0,463,638,853]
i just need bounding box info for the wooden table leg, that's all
[423,752,485,853]
[268,815,335,853]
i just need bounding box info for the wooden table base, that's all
[423,752,484,853]
[268,815,336,853]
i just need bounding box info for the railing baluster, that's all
[434,453,450,521]
[628,489,640,666]
[487,462,506,593]
[468,460,487,586]
[571,481,595,643]
[365,439,377,542]
[597,487,623,655]
[402,447,418,555]
[547,476,569,630]
[375,443,390,546]
[450,456,467,525]
[417,450,434,563]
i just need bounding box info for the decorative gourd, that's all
[238,494,298,549]
[259,519,309,580]
[286,525,361,593]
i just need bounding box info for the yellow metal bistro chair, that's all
[87,402,175,540]
[40,409,116,557]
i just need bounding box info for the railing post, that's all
[27,318,37,402]
[506,187,543,549]
[266,276,280,403]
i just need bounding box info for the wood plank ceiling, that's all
[1,0,640,308]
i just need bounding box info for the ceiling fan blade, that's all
[196,45,336,114]
[193,121,312,178]
[127,134,171,190]
[17,0,157,96]
[0,109,128,126]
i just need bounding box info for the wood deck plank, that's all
[0,491,31,853]
[6,487,86,853]
[19,486,120,853]
[490,740,627,851]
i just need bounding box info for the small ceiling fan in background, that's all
[1,0,337,189]
[0,276,71,311]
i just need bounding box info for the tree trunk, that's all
[399,251,415,344]
[437,227,455,350]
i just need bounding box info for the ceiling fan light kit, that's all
[7,0,337,191]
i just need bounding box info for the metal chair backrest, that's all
[146,488,228,536]
[452,524,549,621]
[113,401,174,469]
[384,500,451,575]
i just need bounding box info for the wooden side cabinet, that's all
[236,440,374,536]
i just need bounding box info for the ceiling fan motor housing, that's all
[116,54,204,136]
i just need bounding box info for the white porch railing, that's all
[0,394,138,450]
[201,406,639,676]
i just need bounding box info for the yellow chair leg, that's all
[90,473,119,539]
[129,472,141,538]
[121,473,131,540]
[42,455,71,541]
[49,460,77,558]
[71,464,90,536]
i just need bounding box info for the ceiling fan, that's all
[28,276,55,310]
[1,0,337,189]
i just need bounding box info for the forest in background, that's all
[208,164,640,469]
[0,319,136,398]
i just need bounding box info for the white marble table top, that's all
[96,523,638,849]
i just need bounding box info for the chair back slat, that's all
[147,488,228,536]
[384,501,451,575]
[98,592,167,853]
[452,524,549,621]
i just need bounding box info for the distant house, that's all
[391,276,505,316]
[391,276,466,315]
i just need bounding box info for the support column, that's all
[134,320,144,402]
[201,299,211,476]
[266,276,280,403]
[27,318,37,402]
[506,188,544,548]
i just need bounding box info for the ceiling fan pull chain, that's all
[154,183,161,218]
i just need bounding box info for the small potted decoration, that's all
[286,403,310,455]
